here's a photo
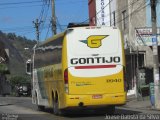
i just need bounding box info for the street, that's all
[0,97,160,120]
[1,0,160,119]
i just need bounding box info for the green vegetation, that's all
[0,63,9,74]
[9,75,31,86]
[9,75,32,96]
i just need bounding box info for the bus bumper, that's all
[61,92,126,109]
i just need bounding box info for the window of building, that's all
[138,53,145,68]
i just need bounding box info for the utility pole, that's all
[150,0,160,109]
[33,19,42,44]
[51,0,57,35]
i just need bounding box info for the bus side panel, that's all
[59,35,68,108]
[32,69,49,106]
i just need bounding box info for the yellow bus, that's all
[32,26,127,115]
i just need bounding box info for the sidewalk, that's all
[124,95,159,111]
[0,96,12,106]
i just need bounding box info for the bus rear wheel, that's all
[53,99,61,115]
[52,97,65,115]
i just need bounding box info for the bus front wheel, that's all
[37,105,45,111]
[36,94,45,111]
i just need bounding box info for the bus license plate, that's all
[92,95,102,99]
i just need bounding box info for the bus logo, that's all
[80,35,108,48]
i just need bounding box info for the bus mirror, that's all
[26,59,32,75]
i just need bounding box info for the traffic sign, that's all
[152,35,158,46]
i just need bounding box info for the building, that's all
[88,0,160,96]
[88,0,110,26]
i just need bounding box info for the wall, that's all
[127,0,155,68]
[88,0,96,26]
[110,0,117,26]
[112,0,129,49]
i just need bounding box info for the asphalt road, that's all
[0,97,160,120]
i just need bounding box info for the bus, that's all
[31,26,127,115]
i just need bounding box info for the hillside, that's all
[0,31,36,76]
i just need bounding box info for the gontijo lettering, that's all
[71,56,120,65]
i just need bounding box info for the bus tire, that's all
[37,105,45,111]
[53,100,61,115]
[36,94,45,111]
[52,93,63,115]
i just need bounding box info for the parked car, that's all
[16,84,31,97]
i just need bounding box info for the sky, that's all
[0,0,88,41]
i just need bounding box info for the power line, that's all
[0,4,43,9]
[45,22,52,40]
[108,0,148,26]
[38,0,51,21]
[38,1,51,40]
[81,0,140,24]
[38,2,47,21]
[55,0,86,3]
[81,0,113,23]
[85,0,147,28]
[0,1,42,6]
[56,16,63,32]
[109,0,141,26]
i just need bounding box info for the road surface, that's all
[0,97,160,120]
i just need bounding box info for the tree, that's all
[7,33,16,40]
[9,75,31,86]
[0,64,9,74]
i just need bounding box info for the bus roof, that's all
[39,32,66,46]
[38,26,118,47]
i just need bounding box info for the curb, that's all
[0,102,12,106]
[123,105,160,112]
